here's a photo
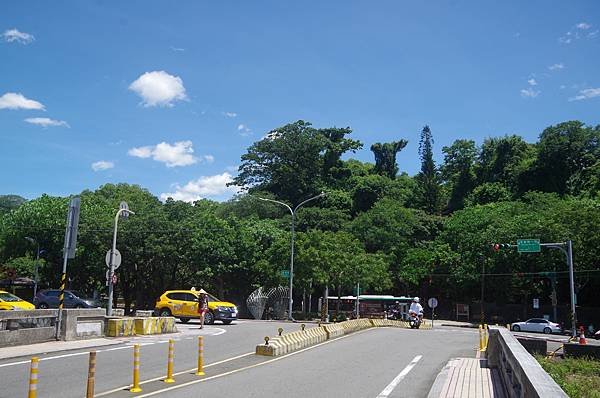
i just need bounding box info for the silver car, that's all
[511,318,562,334]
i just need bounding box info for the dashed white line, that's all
[376,355,422,398]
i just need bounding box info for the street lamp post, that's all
[106,206,135,317]
[24,237,41,297]
[258,192,325,321]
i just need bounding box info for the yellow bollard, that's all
[484,324,489,348]
[478,326,484,351]
[164,339,175,383]
[196,336,205,376]
[130,344,142,393]
[28,357,39,398]
[86,351,96,398]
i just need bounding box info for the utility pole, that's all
[257,193,325,321]
[56,197,81,339]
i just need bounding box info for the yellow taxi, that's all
[154,288,237,324]
[0,290,35,310]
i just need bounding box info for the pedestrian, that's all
[197,289,209,329]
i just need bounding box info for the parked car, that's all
[154,288,237,325]
[511,318,562,334]
[0,290,35,310]
[34,289,100,309]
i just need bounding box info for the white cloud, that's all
[128,141,197,167]
[559,35,572,44]
[160,172,239,202]
[237,124,252,136]
[223,112,237,118]
[527,78,537,86]
[0,92,45,110]
[202,155,215,164]
[128,71,187,107]
[2,29,34,44]
[576,22,591,30]
[548,63,565,71]
[589,30,599,39]
[24,117,69,128]
[520,87,540,98]
[170,46,185,52]
[91,161,114,171]
[569,87,600,101]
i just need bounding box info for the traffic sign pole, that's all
[107,204,134,317]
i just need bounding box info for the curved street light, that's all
[24,237,42,297]
[257,192,326,321]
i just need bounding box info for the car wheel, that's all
[75,304,84,309]
[512,325,520,332]
[204,311,215,325]
[159,308,172,317]
[179,317,190,324]
[222,320,232,325]
[543,327,551,334]
[39,303,49,309]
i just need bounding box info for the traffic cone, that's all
[579,326,587,345]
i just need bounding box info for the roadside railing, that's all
[486,326,567,398]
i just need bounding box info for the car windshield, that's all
[0,292,22,302]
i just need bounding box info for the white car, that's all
[511,318,562,334]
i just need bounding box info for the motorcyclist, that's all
[409,297,424,321]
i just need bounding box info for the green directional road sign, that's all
[517,239,541,253]
[281,270,290,278]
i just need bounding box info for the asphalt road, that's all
[0,319,290,398]
[0,321,478,398]
[151,326,477,398]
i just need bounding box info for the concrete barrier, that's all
[487,326,567,397]
[564,343,600,360]
[321,323,344,339]
[106,318,136,337]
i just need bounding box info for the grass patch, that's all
[536,355,600,398]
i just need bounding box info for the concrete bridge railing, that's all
[486,326,567,398]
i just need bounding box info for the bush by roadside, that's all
[536,355,600,398]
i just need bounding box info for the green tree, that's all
[441,139,477,211]
[230,120,361,204]
[371,140,408,179]
[416,125,442,213]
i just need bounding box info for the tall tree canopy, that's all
[230,120,361,204]
[370,140,408,179]
[416,125,442,214]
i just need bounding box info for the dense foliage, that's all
[1,120,599,315]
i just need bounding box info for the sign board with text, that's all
[517,239,541,253]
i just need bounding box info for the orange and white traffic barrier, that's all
[28,357,39,398]
[130,344,142,393]
[86,351,97,398]
[579,327,587,345]
[196,336,205,376]
[164,339,175,383]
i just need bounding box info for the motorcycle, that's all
[387,308,402,320]
[408,311,422,329]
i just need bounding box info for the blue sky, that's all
[1,1,599,202]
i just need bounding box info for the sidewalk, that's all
[0,338,121,361]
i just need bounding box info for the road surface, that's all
[0,320,477,398]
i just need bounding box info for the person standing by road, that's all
[197,289,209,329]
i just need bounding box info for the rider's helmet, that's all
[413,297,420,303]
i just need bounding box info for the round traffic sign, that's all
[428,297,438,309]
[105,249,122,269]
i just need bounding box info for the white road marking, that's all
[126,327,378,398]
[376,355,423,398]
[93,352,254,397]
[0,325,229,369]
